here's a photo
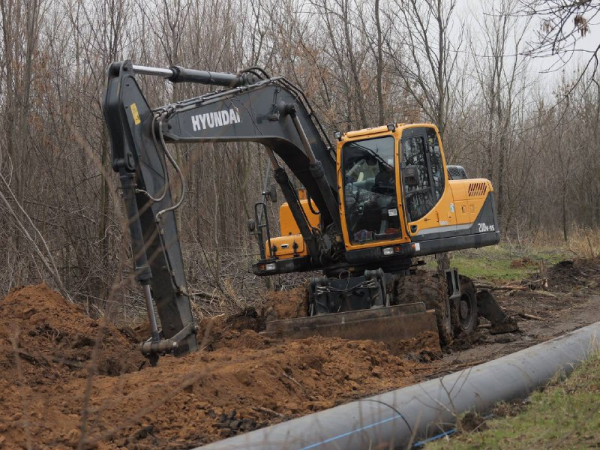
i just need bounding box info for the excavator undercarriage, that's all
[263,268,517,350]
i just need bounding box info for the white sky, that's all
[457,0,600,83]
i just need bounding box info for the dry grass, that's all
[527,226,599,259]
[427,350,600,449]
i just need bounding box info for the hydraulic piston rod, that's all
[131,64,174,78]
[131,64,250,87]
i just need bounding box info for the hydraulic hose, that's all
[134,114,169,203]
[155,115,187,224]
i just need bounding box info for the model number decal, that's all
[478,223,495,232]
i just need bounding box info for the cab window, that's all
[402,127,445,222]
[427,128,445,200]
[342,136,401,243]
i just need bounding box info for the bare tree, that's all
[0,0,44,284]
[0,0,599,308]
[469,0,533,227]
[520,0,600,86]
[386,0,461,140]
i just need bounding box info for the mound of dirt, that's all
[0,284,144,383]
[547,257,600,293]
[197,308,267,351]
[263,287,308,321]
[3,255,600,449]
[510,257,537,268]
[386,330,442,361]
[0,284,430,449]
[72,335,422,448]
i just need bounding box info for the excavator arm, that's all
[103,60,342,362]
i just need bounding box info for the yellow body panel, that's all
[265,234,307,259]
[406,181,492,236]
[270,192,319,260]
[279,197,320,236]
[449,179,493,223]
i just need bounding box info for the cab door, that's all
[400,126,453,234]
[339,134,407,248]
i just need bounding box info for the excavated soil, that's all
[0,285,145,381]
[546,256,600,292]
[262,287,308,321]
[1,256,600,449]
[0,285,433,449]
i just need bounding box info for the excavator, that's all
[103,60,516,364]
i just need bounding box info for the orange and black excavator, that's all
[103,61,516,364]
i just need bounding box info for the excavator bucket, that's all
[263,302,439,350]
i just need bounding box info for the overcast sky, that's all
[457,0,600,83]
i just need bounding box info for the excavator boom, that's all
[104,61,367,361]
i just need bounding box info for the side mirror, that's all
[247,219,256,232]
[447,165,468,180]
[403,165,419,187]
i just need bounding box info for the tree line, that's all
[0,0,598,312]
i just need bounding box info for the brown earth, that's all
[1,256,600,449]
[510,257,536,268]
[0,285,432,449]
[262,287,308,321]
[546,257,600,292]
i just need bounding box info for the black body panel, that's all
[161,81,338,227]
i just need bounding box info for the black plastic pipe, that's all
[197,321,600,450]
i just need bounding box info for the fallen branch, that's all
[491,285,529,291]
[512,291,557,298]
[282,371,306,394]
[479,279,549,292]
[192,290,220,301]
[518,312,544,321]
[253,406,286,419]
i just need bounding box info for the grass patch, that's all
[446,244,570,283]
[443,227,600,283]
[427,350,600,449]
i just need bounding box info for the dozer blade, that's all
[263,302,438,346]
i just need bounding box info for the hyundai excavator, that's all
[103,60,516,364]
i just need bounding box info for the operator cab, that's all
[253,122,499,276]
[338,124,447,252]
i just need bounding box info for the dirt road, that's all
[0,256,598,449]
[441,257,600,372]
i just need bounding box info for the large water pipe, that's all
[197,322,600,450]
